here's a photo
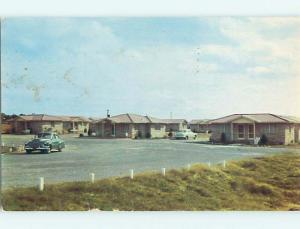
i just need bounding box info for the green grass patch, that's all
[2,153,300,211]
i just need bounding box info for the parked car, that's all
[25,132,65,154]
[174,129,197,140]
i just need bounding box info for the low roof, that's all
[189,119,210,125]
[101,113,153,124]
[209,113,300,124]
[279,115,300,124]
[12,114,90,122]
[95,113,187,124]
[161,119,188,124]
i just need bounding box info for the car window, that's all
[37,133,52,139]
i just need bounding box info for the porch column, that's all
[230,122,233,141]
[102,122,104,137]
[113,123,116,137]
[253,122,256,143]
[72,121,75,130]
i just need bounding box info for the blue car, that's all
[25,132,65,154]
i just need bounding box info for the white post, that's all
[223,160,226,168]
[39,177,44,191]
[187,164,191,170]
[161,168,166,176]
[90,173,95,183]
[1,142,4,147]
[130,169,134,179]
[208,161,211,168]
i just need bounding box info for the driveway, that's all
[1,134,294,189]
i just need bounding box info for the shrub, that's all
[220,132,226,144]
[168,132,173,137]
[241,161,257,170]
[244,179,274,196]
[258,134,268,145]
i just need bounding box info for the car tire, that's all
[43,148,50,154]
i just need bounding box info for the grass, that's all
[2,153,300,211]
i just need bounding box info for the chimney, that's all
[107,109,110,118]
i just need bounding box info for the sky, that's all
[1,17,300,120]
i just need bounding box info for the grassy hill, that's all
[2,153,300,211]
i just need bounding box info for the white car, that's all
[175,129,197,140]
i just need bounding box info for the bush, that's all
[220,132,226,144]
[245,181,274,196]
[168,132,173,137]
[259,134,268,145]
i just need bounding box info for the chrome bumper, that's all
[25,146,50,150]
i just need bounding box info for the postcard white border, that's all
[1,0,300,228]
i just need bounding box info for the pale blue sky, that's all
[2,17,300,119]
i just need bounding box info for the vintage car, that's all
[174,129,197,140]
[25,132,65,154]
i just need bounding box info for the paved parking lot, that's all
[1,134,292,188]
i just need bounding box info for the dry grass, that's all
[2,153,300,211]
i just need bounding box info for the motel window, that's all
[238,125,244,139]
[155,124,161,130]
[248,125,254,139]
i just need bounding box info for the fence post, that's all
[39,177,44,191]
[223,160,226,168]
[90,173,95,183]
[130,169,134,179]
[187,164,191,170]
[161,168,166,176]
[207,161,211,168]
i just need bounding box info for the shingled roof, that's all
[209,113,300,124]
[12,114,90,122]
[189,119,210,125]
[95,113,187,124]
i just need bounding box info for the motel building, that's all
[209,113,300,145]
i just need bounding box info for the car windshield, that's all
[37,133,52,139]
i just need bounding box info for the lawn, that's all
[2,153,300,211]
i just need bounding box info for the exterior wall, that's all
[76,122,89,133]
[150,124,167,138]
[114,123,131,138]
[255,123,288,145]
[63,121,89,134]
[12,121,64,134]
[210,123,232,143]
[132,124,148,138]
[294,124,300,143]
[93,121,166,139]
[1,123,13,134]
[29,121,64,134]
